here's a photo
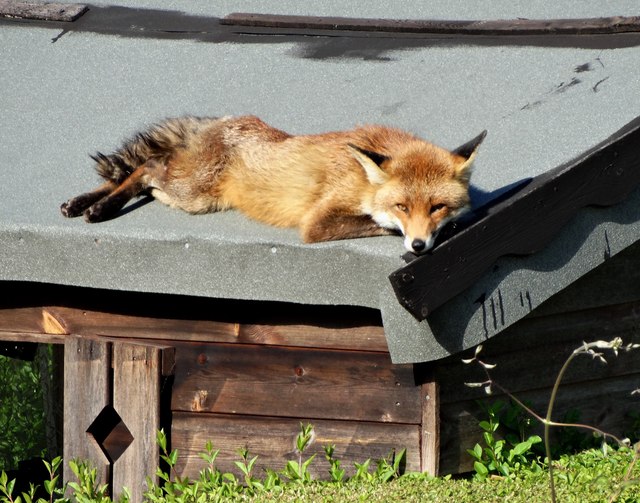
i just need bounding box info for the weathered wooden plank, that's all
[223,13,640,36]
[495,299,640,354]
[171,343,420,423]
[112,343,161,502]
[172,412,420,480]
[0,306,47,334]
[63,336,111,489]
[0,1,88,22]
[0,330,64,344]
[390,116,640,319]
[0,328,174,378]
[45,305,386,350]
[439,373,640,474]
[421,379,440,475]
[0,302,387,352]
[239,321,387,352]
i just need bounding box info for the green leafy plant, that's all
[66,460,112,503]
[466,400,542,481]
[0,354,48,471]
[235,447,261,490]
[282,423,316,483]
[0,455,67,503]
[0,471,17,503]
[323,445,345,483]
[197,439,220,482]
[3,433,640,502]
[464,337,640,501]
[42,456,65,503]
[351,458,373,483]
[373,448,407,482]
[146,429,195,501]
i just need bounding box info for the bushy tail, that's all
[90,152,135,185]
[91,116,212,183]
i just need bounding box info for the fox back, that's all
[61,115,486,254]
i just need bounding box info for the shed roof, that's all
[2,1,640,363]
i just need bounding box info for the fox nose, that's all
[411,239,426,253]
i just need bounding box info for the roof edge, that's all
[389,114,640,319]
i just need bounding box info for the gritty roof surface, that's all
[1,1,639,362]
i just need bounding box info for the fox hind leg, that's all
[82,163,153,223]
[60,181,117,218]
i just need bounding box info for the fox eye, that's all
[396,203,408,213]
[430,203,447,214]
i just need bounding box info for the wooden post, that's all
[63,336,164,499]
[112,343,161,502]
[63,336,111,489]
[421,379,440,475]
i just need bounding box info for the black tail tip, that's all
[89,152,110,164]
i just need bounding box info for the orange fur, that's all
[61,115,486,254]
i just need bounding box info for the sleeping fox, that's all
[61,115,486,254]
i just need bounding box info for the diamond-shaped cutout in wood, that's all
[86,405,134,463]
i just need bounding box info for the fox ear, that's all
[348,143,390,185]
[452,130,487,178]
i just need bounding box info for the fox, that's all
[60,115,486,254]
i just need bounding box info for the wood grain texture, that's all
[63,336,111,490]
[112,343,161,502]
[223,13,640,35]
[0,1,87,21]
[172,412,420,479]
[390,116,640,319]
[0,306,48,334]
[0,283,387,352]
[490,299,640,354]
[48,307,387,350]
[421,379,440,475]
[171,343,420,423]
[0,330,64,344]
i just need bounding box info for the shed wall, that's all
[436,240,640,473]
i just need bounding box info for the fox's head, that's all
[350,131,486,255]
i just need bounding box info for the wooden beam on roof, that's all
[0,1,88,22]
[389,115,640,320]
[223,13,640,36]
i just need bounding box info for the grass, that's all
[3,443,638,502]
[234,447,640,503]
